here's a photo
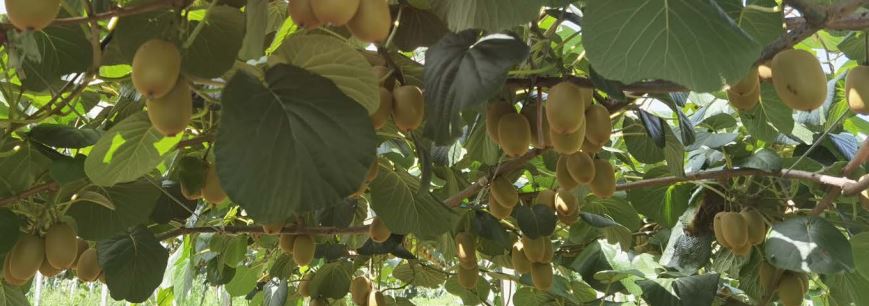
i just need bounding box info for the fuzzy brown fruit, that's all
[392,86,425,132]
[731,240,752,257]
[530,263,553,290]
[347,0,391,43]
[279,234,296,254]
[771,49,827,111]
[565,152,595,184]
[535,189,556,210]
[369,217,391,243]
[371,87,394,129]
[203,165,227,204]
[288,0,321,29]
[487,101,516,144]
[727,82,760,111]
[549,118,586,154]
[720,212,749,250]
[8,234,44,280]
[581,139,603,155]
[491,176,518,208]
[740,208,766,246]
[132,39,182,99]
[350,276,372,305]
[39,256,63,277]
[45,222,77,269]
[368,290,386,306]
[713,213,732,249]
[584,104,612,146]
[729,67,760,95]
[554,189,578,217]
[457,266,478,289]
[71,238,88,269]
[488,194,513,220]
[511,241,532,274]
[777,273,806,306]
[758,261,776,291]
[3,256,28,286]
[5,0,61,32]
[147,79,192,137]
[556,155,579,191]
[456,232,478,269]
[311,0,360,26]
[846,65,869,114]
[522,103,552,149]
[521,236,548,263]
[76,248,101,282]
[498,113,532,157]
[292,235,316,266]
[546,82,589,133]
[589,159,615,198]
[262,222,285,235]
[298,275,311,297]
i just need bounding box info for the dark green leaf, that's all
[0,209,20,255]
[226,264,261,297]
[28,124,102,148]
[623,117,664,163]
[368,166,457,239]
[67,179,161,240]
[19,25,93,91]
[430,0,545,32]
[206,257,236,285]
[579,213,620,228]
[49,155,87,185]
[445,275,491,305]
[639,274,720,306]
[150,180,196,225]
[471,210,512,250]
[98,226,169,303]
[393,6,449,52]
[853,233,869,280]
[515,204,557,239]
[0,142,50,197]
[109,11,176,63]
[393,261,448,288]
[173,156,207,199]
[765,216,854,274]
[638,110,665,148]
[739,148,782,171]
[182,6,245,79]
[308,261,352,299]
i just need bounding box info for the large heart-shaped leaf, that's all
[308,261,353,299]
[368,165,457,239]
[18,25,93,91]
[67,179,161,240]
[216,64,377,223]
[392,6,450,52]
[98,225,169,303]
[84,112,182,186]
[765,216,854,274]
[0,142,50,197]
[853,233,869,280]
[393,261,448,288]
[28,124,103,149]
[423,30,529,145]
[430,0,545,32]
[182,5,245,79]
[626,167,692,228]
[0,209,20,255]
[583,0,761,92]
[272,34,380,114]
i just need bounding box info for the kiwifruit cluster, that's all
[486,102,532,157]
[546,82,611,155]
[846,65,869,114]
[182,162,228,204]
[370,70,425,132]
[511,236,554,290]
[368,216,391,243]
[769,49,827,111]
[712,208,766,256]
[487,176,519,219]
[350,276,372,305]
[727,68,760,111]
[5,0,61,32]
[289,0,391,43]
[2,223,100,286]
[455,232,478,289]
[279,233,316,266]
[555,153,615,198]
[132,39,193,137]
[759,262,808,306]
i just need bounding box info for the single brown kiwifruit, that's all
[350,276,372,306]
[498,113,533,157]
[457,266,478,289]
[546,82,589,133]
[5,0,61,32]
[132,39,182,99]
[729,67,760,95]
[556,155,579,191]
[288,0,321,29]
[76,248,101,282]
[557,209,580,225]
[740,208,766,246]
[776,272,806,306]
[530,263,553,290]
[3,255,28,286]
[392,85,425,132]
[292,235,316,266]
[726,81,760,111]
[490,176,518,208]
[554,189,578,217]
[549,122,586,154]
[44,222,77,269]
[70,238,89,269]
[279,234,296,254]
[310,0,360,26]
[521,236,548,263]
[39,255,63,277]
[565,152,595,184]
[510,241,532,274]
[298,274,312,297]
[588,159,615,198]
[146,78,192,137]
[581,138,603,155]
[488,194,513,220]
[371,87,394,129]
[203,165,228,204]
[534,189,556,210]
[713,212,732,249]
[369,217,391,243]
[770,49,827,111]
[347,0,391,43]
[584,104,612,146]
[720,212,749,250]
[8,234,44,280]
[758,260,777,291]
[456,232,478,269]
[846,65,869,114]
[487,101,516,144]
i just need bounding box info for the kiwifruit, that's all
[740,208,766,245]
[132,39,182,99]
[498,113,532,157]
[298,274,311,297]
[758,261,776,290]
[535,189,556,210]
[713,213,732,249]
[8,234,44,280]
[487,102,516,144]
[729,67,760,95]
[365,160,379,182]
[3,256,28,286]
[581,139,603,155]
[456,232,477,269]
[39,256,63,277]
[347,0,390,43]
[565,152,595,184]
[521,236,547,263]
[262,222,285,235]
[311,0,360,26]
[795,272,809,293]
[720,212,749,249]
[371,87,394,129]
[521,103,552,149]
[288,0,321,29]
[731,241,752,257]
[584,104,612,146]
[368,290,386,306]
[292,235,316,266]
[372,66,394,88]
[45,222,77,269]
[5,0,61,32]
[540,239,554,263]
[510,241,532,274]
[369,217,391,243]
[76,248,101,282]
[846,65,869,114]
[557,209,580,225]
[350,276,372,306]
[488,194,513,220]
[546,82,589,133]
[549,122,586,154]
[392,85,425,132]
[554,189,578,217]
[530,263,553,290]
[202,165,227,204]
[589,160,615,198]
[556,155,579,191]
[71,238,88,269]
[776,273,806,306]
[727,82,760,111]
[147,78,192,137]
[771,49,828,111]
[279,234,296,254]
[491,176,518,208]
[457,265,478,289]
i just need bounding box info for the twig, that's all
[156,224,370,240]
[0,182,60,207]
[812,137,869,215]
[445,149,545,207]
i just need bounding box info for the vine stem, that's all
[155,225,370,241]
[812,137,869,215]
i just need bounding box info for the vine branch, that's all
[156,224,370,241]
[812,137,869,215]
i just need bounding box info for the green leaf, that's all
[105,10,176,64]
[638,274,720,306]
[369,166,457,239]
[739,148,782,171]
[515,204,558,239]
[28,124,103,149]
[719,0,784,46]
[583,197,643,231]
[626,167,693,228]
[765,216,854,274]
[851,232,869,280]
[226,264,262,297]
[84,112,182,186]
[67,179,161,240]
[272,34,380,115]
[215,64,377,223]
[182,5,245,79]
[0,142,50,198]
[659,208,713,274]
[512,287,553,305]
[18,25,93,91]
[839,31,867,63]
[393,261,448,288]
[0,209,20,255]
[149,180,195,224]
[759,83,796,134]
[98,225,169,303]
[431,0,545,32]
[623,117,664,164]
[393,7,450,52]
[0,283,29,306]
[445,275,491,305]
[423,30,529,144]
[584,0,762,92]
[239,0,268,60]
[824,272,869,306]
[308,261,353,299]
